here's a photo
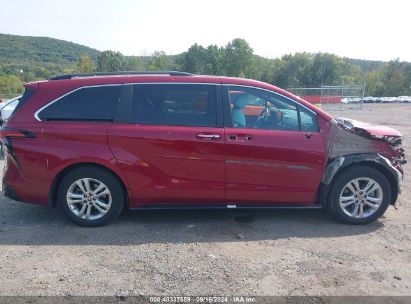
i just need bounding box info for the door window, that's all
[298,103,319,132]
[226,86,318,132]
[132,84,217,127]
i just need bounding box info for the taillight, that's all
[0,128,35,139]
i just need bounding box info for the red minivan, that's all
[0,72,406,226]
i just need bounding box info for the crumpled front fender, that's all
[321,153,403,205]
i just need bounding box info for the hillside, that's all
[0,34,409,97]
[0,33,100,67]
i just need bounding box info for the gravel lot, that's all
[0,104,410,296]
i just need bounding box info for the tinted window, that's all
[227,86,318,132]
[38,86,121,121]
[132,84,217,127]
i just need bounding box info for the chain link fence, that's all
[287,83,366,111]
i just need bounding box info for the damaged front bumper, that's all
[321,119,406,205]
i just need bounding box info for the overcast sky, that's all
[1,0,410,61]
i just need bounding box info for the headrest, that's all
[233,94,249,109]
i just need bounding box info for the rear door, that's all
[223,85,327,205]
[108,83,226,207]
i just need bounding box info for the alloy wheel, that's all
[66,178,112,220]
[339,177,383,219]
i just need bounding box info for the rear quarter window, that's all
[38,85,121,121]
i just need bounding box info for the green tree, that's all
[0,75,23,94]
[275,52,313,87]
[309,53,344,85]
[124,57,144,71]
[146,51,171,71]
[178,43,207,73]
[204,45,225,75]
[177,44,225,75]
[223,38,254,77]
[379,59,410,96]
[339,61,363,84]
[76,55,95,73]
[97,50,126,72]
[365,70,384,96]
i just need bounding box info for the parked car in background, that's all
[0,72,406,226]
[345,96,411,104]
[398,96,411,103]
[0,96,21,126]
[0,97,21,156]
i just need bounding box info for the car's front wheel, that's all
[327,165,392,224]
[58,166,125,226]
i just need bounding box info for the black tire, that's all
[58,166,125,227]
[327,165,391,225]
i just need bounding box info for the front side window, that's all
[132,84,217,127]
[38,86,121,121]
[227,86,318,132]
[298,104,318,132]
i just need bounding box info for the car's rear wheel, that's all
[58,166,124,226]
[327,165,391,224]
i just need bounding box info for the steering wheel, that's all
[277,114,298,131]
[254,108,285,130]
[254,107,269,128]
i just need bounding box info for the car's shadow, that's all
[0,194,385,246]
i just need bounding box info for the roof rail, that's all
[49,71,193,80]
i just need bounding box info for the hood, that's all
[336,117,402,137]
[332,117,406,166]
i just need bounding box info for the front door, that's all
[223,85,327,205]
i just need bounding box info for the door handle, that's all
[305,133,313,139]
[228,134,253,141]
[196,133,221,140]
